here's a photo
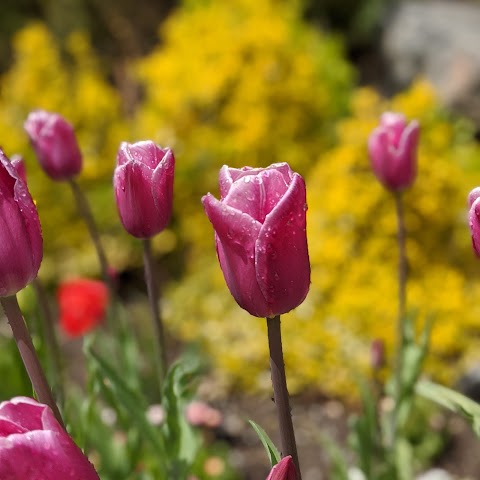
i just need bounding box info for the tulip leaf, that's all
[161,356,202,475]
[415,380,480,437]
[248,419,281,466]
[317,432,349,480]
[86,346,168,458]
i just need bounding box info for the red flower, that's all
[57,279,108,336]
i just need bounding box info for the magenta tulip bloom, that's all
[368,112,420,192]
[24,110,82,181]
[202,163,310,318]
[0,397,99,480]
[0,149,42,297]
[114,141,175,238]
[469,187,480,257]
[266,456,297,480]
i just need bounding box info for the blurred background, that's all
[3,0,480,477]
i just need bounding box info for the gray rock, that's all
[382,1,480,125]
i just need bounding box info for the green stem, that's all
[31,279,65,407]
[68,179,110,287]
[266,315,301,479]
[1,295,64,427]
[393,191,408,434]
[142,238,167,388]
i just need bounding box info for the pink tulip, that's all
[368,112,420,192]
[202,163,310,318]
[468,187,480,208]
[266,456,297,480]
[0,149,42,297]
[0,396,99,479]
[24,110,83,181]
[114,141,175,238]
[469,189,480,257]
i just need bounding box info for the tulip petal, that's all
[218,165,234,199]
[0,399,43,433]
[256,174,310,315]
[203,193,271,316]
[0,398,99,480]
[151,148,175,229]
[224,168,290,223]
[114,161,159,238]
[0,154,42,296]
[266,456,297,480]
[0,430,99,479]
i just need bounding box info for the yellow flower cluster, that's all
[165,80,480,399]
[0,23,133,278]
[2,1,480,400]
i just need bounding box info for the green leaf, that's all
[395,437,413,480]
[248,420,281,466]
[161,357,202,474]
[416,380,480,437]
[85,346,168,461]
[317,432,349,480]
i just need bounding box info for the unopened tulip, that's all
[202,163,310,318]
[266,456,297,480]
[468,187,480,208]
[24,109,82,180]
[368,112,420,192]
[469,188,480,257]
[114,141,175,238]
[57,278,109,336]
[0,397,99,479]
[0,149,42,297]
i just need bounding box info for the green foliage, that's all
[249,420,281,467]
[416,380,480,437]
[1,0,480,405]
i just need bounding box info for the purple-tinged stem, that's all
[1,295,64,427]
[266,315,301,479]
[68,178,110,288]
[142,238,167,386]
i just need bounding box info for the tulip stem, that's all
[31,279,65,407]
[266,315,301,479]
[68,179,110,287]
[142,238,167,388]
[393,191,408,435]
[1,295,64,427]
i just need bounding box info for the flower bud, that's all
[370,338,385,371]
[0,397,99,479]
[368,112,420,192]
[266,456,297,480]
[114,141,175,238]
[57,278,109,336]
[0,149,42,297]
[202,163,310,318]
[469,189,480,257]
[24,109,82,181]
